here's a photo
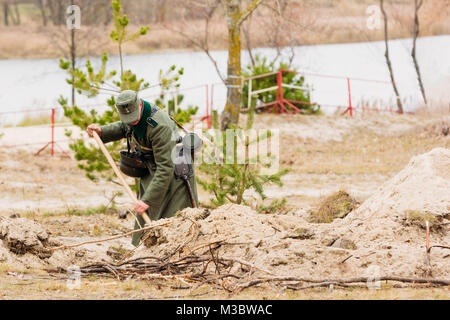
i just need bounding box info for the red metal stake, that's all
[347,78,353,117]
[35,108,70,158]
[276,70,283,114]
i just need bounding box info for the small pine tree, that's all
[58,0,196,185]
[197,102,288,208]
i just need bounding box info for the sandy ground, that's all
[0,112,449,299]
[1,112,446,212]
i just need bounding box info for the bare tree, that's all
[242,11,256,67]
[380,0,403,114]
[70,0,76,106]
[35,0,48,26]
[11,0,20,25]
[3,2,8,26]
[164,0,226,82]
[243,0,318,69]
[2,0,21,25]
[411,0,427,105]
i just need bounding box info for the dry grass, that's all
[312,190,359,223]
[290,121,450,176]
[403,210,446,232]
[0,274,448,299]
[0,263,11,274]
[0,0,448,59]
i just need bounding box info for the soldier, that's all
[87,90,198,246]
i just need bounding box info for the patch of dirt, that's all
[0,149,129,212]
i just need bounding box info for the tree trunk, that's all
[411,0,427,105]
[380,0,403,114]
[70,0,76,106]
[57,0,64,25]
[37,0,48,26]
[104,1,112,25]
[48,0,58,25]
[156,0,166,23]
[13,1,20,25]
[3,3,8,26]
[221,0,242,131]
[119,43,124,79]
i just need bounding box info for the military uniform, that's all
[100,95,198,246]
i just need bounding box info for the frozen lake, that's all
[0,35,449,124]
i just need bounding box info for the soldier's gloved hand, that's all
[134,200,149,215]
[87,124,102,137]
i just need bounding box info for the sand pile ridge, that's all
[137,148,450,279]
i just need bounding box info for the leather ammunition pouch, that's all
[119,150,149,178]
[119,127,151,178]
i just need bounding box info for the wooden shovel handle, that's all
[92,131,152,225]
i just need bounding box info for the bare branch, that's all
[163,0,226,83]
[238,0,264,26]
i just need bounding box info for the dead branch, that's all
[220,257,274,275]
[163,218,200,260]
[238,0,264,26]
[238,276,450,290]
[429,245,450,251]
[48,221,171,251]
[163,0,226,83]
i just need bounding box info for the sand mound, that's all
[0,218,52,258]
[137,149,450,279]
[330,148,450,277]
[347,147,450,221]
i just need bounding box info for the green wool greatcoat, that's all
[100,100,198,246]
